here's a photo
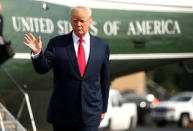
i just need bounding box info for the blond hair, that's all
[70,6,92,19]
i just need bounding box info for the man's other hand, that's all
[100,113,105,122]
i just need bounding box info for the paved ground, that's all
[136,126,193,131]
[99,124,193,131]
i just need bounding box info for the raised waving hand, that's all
[24,33,42,54]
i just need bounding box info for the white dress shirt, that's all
[72,32,90,63]
[31,32,90,63]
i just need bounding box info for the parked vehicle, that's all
[122,91,155,125]
[99,89,137,131]
[151,92,193,128]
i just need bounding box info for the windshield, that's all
[170,95,192,102]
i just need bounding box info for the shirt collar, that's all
[72,32,90,44]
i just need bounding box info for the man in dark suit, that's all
[24,6,110,131]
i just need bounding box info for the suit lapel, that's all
[83,34,96,78]
[65,33,81,77]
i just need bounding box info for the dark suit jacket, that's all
[32,32,110,126]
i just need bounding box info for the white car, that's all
[100,89,137,131]
[151,92,193,128]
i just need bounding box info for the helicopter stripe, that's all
[13,53,193,60]
[34,0,193,13]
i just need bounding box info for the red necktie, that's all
[78,38,86,77]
